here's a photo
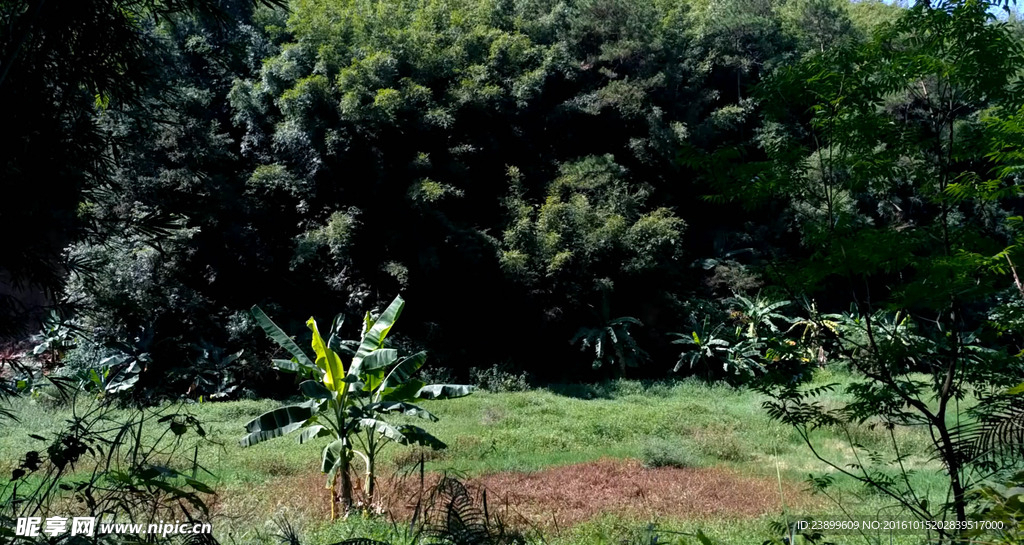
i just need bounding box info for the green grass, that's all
[0,372,958,545]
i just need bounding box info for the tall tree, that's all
[743,0,1024,532]
[0,0,279,339]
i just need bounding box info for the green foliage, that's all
[501,156,685,315]
[0,0,284,338]
[29,310,77,366]
[78,354,143,397]
[224,0,719,376]
[952,382,1024,471]
[31,0,858,382]
[641,437,702,469]
[729,293,792,340]
[0,392,214,544]
[703,0,1024,534]
[968,470,1024,544]
[669,293,799,381]
[242,295,472,515]
[671,318,732,377]
[469,363,532,393]
[572,316,648,376]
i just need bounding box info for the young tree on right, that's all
[730,0,1024,540]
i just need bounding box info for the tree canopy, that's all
[4,0,1023,390]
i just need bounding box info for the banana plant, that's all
[728,292,792,339]
[670,317,731,375]
[570,294,648,377]
[571,316,648,377]
[241,295,472,518]
[31,310,77,366]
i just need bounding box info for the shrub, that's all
[641,437,703,469]
[0,387,215,544]
[469,363,531,392]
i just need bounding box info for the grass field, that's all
[0,370,956,544]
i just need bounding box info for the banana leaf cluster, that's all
[240,295,472,516]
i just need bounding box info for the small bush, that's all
[418,365,455,386]
[693,428,753,463]
[469,363,531,392]
[641,438,703,469]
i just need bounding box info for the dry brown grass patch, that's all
[215,458,823,531]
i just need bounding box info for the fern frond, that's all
[951,390,1024,466]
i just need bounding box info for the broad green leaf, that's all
[362,311,374,337]
[356,418,407,442]
[105,361,140,394]
[296,424,329,444]
[321,439,347,483]
[350,296,404,376]
[327,313,345,354]
[272,358,316,377]
[359,349,399,372]
[1008,382,1024,395]
[308,317,345,392]
[381,378,426,402]
[240,402,316,447]
[360,366,386,395]
[364,401,437,421]
[416,384,474,400]
[300,380,332,400]
[252,305,315,370]
[381,351,427,391]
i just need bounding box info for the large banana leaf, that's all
[354,420,447,449]
[349,296,404,377]
[359,349,399,372]
[296,424,329,444]
[321,439,347,483]
[251,305,315,370]
[381,378,426,402]
[356,418,408,443]
[327,313,346,353]
[364,401,437,421]
[308,317,346,392]
[380,351,427,391]
[355,348,400,395]
[360,367,386,396]
[300,380,332,400]
[240,401,317,447]
[416,384,474,400]
[272,358,316,377]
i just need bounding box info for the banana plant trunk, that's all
[339,451,354,511]
[366,457,375,501]
[365,431,377,503]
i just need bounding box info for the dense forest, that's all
[4,0,1024,542]
[1,0,1023,391]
